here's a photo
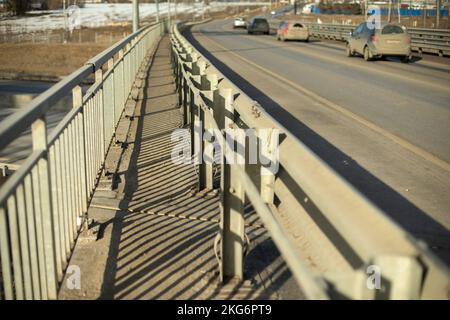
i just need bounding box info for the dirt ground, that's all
[0,42,111,78]
[0,25,136,78]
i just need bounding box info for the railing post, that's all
[0,206,13,299]
[199,73,217,191]
[260,128,277,204]
[31,117,58,299]
[73,86,88,225]
[95,68,106,161]
[182,73,188,126]
[119,49,125,108]
[218,88,245,283]
[108,58,116,132]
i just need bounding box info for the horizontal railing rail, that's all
[171,22,450,299]
[269,20,450,56]
[0,21,166,300]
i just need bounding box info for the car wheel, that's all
[401,55,410,63]
[363,46,372,61]
[346,43,354,57]
[304,37,309,42]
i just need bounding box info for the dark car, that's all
[247,17,270,35]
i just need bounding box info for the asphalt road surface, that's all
[186,19,450,265]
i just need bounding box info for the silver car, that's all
[346,22,412,63]
[276,21,309,42]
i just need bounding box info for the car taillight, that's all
[371,35,378,43]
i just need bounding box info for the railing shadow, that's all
[98,37,301,300]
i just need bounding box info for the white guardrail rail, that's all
[269,20,450,57]
[0,21,165,300]
[171,22,450,299]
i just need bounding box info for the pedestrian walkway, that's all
[58,36,301,300]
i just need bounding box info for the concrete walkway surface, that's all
[58,36,301,300]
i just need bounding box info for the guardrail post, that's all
[260,128,277,204]
[182,68,189,126]
[31,117,58,299]
[190,60,204,160]
[219,88,245,283]
[199,73,217,191]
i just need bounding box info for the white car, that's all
[233,17,247,29]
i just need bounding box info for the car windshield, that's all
[254,19,268,25]
[381,25,404,34]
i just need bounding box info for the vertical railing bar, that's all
[95,92,102,174]
[6,194,24,300]
[95,68,106,162]
[48,145,63,282]
[62,129,74,247]
[74,114,83,226]
[108,58,116,135]
[23,174,41,299]
[31,166,48,299]
[73,86,88,221]
[67,122,77,238]
[59,132,71,256]
[84,99,93,195]
[32,117,57,299]
[79,106,88,212]
[0,206,14,300]
[94,93,101,174]
[103,76,110,145]
[54,139,68,262]
[16,183,33,299]
[71,116,81,224]
[89,97,96,191]
[119,49,125,118]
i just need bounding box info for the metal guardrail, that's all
[171,22,450,299]
[268,20,450,56]
[0,21,165,300]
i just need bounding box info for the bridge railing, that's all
[0,21,165,300]
[171,22,450,299]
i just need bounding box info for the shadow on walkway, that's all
[98,36,301,300]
